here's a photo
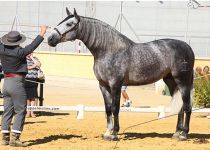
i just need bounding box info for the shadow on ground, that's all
[24,121,47,125]
[36,112,70,116]
[120,132,210,140]
[26,134,83,146]
[0,111,70,117]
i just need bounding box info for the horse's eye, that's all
[66,22,73,26]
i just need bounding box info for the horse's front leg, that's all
[99,82,114,140]
[110,84,121,140]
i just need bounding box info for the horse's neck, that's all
[77,17,133,56]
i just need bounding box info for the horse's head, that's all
[48,7,80,47]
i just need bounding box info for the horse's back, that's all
[141,38,195,69]
[151,39,195,73]
[126,39,194,85]
[148,39,194,59]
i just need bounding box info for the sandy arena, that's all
[0,76,209,150]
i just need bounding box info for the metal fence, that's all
[0,1,210,57]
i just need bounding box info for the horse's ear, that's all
[66,7,72,16]
[74,8,80,20]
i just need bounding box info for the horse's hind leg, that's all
[163,74,185,139]
[174,75,193,141]
[163,73,177,96]
[177,85,192,141]
[172,108,184,139]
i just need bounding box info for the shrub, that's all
[193,77,210,108]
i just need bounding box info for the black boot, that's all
[2,133,10,145]
[9,133,27,147]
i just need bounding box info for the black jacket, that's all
[0,35,44,75]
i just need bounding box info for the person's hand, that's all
[40,25,48,37]
[29,53,33,59]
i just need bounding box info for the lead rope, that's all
[113,73,210,149]
[113,107,205,149]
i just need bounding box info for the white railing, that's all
[1,105,209,120]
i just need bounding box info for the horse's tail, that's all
[170,89,183,114]
[170,72,194,114]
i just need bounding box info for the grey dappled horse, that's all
[48,8,195,141]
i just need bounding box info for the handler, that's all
[0,25,48,147]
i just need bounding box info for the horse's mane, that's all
[78,16,134,53]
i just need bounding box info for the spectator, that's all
[25,53,41,118]
[203,65,210,81]
[0,25,47,147]
[195,66,203,77]
[121,85,132,107]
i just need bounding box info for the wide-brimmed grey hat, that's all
[1,31,26,46]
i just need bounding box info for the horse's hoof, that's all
[102,134,113,141]
[172,132,180,139]
[102,134,119,141]
[179,136,187,141]
[112,135,119,141]
[178,132,187,141]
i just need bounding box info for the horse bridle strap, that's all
[54,28,62,36]
[54,21,80,37]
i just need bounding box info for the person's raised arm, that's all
[17,25,48,58]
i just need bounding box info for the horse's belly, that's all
[128,74,163,85]
[127,62,169,85]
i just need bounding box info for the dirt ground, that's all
[0,76,209,150]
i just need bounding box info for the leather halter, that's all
[54,21,80,37]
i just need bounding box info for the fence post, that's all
[158,105,165,119]
[77,104,84,119]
